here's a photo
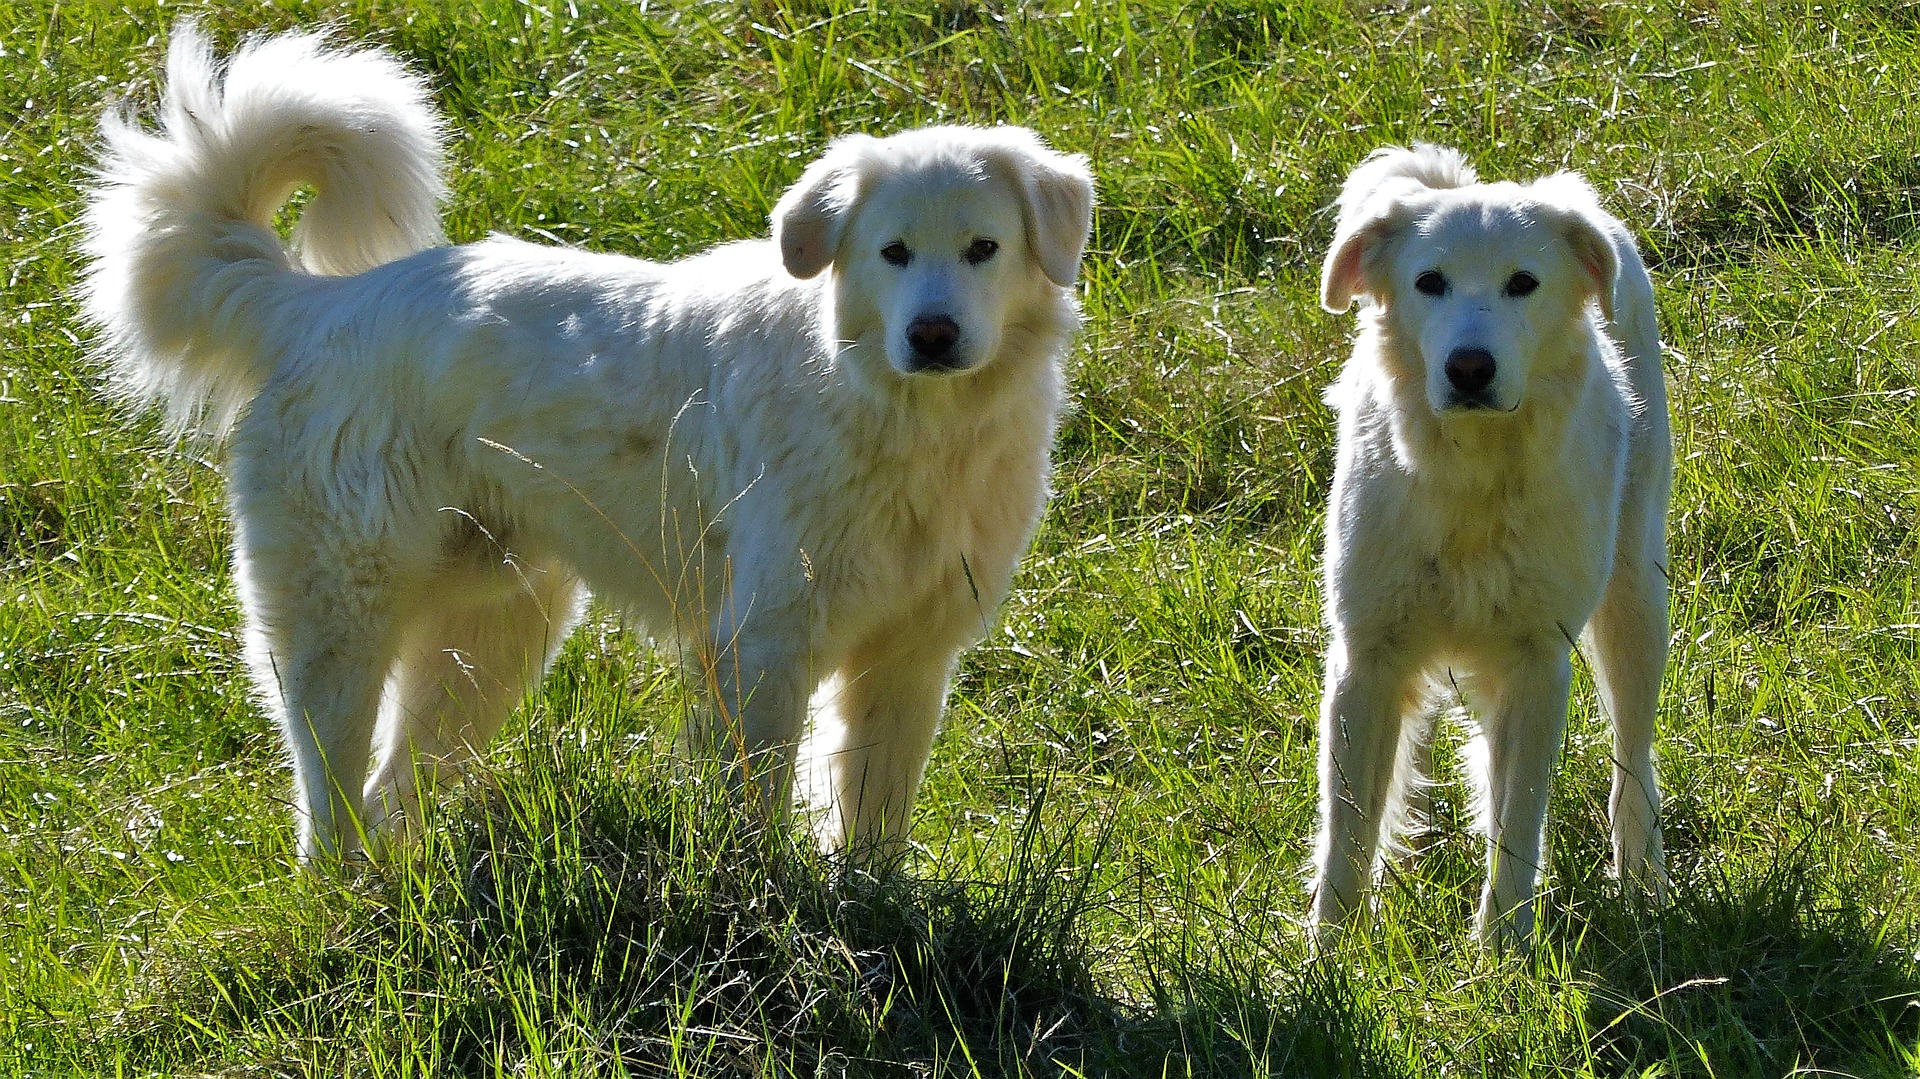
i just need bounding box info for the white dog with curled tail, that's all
[1309,144,1671,948]
[81,22,1093,869]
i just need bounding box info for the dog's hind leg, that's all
[1473,648,1574,949]
[1376,704,1440,882]
[361,564,585,850]
[1310,643,1419,944]
[1584,559,1668,899]
[235,537,401,866]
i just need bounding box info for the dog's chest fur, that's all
[1408,439,1613,631]
[792,366,1059,650]
[1328,351,1630,642]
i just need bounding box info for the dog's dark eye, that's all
[881,242,912,267]
[1504,271,1539,297]
[964,238,999,265]
[1415,270,1447,296]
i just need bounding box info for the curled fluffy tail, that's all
[80,21,447,437]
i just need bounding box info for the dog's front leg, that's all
[1475,647,1574,949]
[1309,643,1415,945]
[807,648,957,864]
[681,625,811,820]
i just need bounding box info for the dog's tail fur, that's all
[80,22,447,438]
[1333,143,1477,231]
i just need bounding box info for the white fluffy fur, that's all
[1309,145,1672,947]
[81,23,1093,866]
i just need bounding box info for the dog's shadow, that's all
[408,763,1408,1077]
[1363,732,1920,1076]
[95,755,1402,1078]
[1557,847,1920,1078]
[91,754,1915,1077]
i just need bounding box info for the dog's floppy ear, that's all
[773,134,877,280]
[1323,145,1476,314]
[1528,173,1622,324]
[1320,199,1409,314]
[984,129,1095,288]
[1557,210,1620,324]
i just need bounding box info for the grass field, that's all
[5,0,1920,1074]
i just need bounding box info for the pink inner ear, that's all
[1563,217,1616,298]
[1580,248,1609,294]
[1568,225,1618,321]
[1321,229,1369,312]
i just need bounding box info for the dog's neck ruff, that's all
[1356,330,1601,490]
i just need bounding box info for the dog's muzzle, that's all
[1443,346,1498,409]
[903,315,968,373]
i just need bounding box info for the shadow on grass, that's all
[88,751,1920,1077]
[95,749,1401,1078]
[1565,849,1920,1078]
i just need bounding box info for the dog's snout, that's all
[1445,347,1496,395]
[907,315,960,361]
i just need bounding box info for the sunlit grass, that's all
[3,1,1918,1074]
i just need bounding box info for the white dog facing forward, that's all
[1310,145,1671,947]
[81,24,1093,867]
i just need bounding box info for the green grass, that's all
[5,0,1920,1074]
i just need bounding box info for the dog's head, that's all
[772,125,1093,378]
[1321,146,1619,416]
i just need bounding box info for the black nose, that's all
[906,315,960,361]
[1445,347,1496,394]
